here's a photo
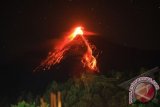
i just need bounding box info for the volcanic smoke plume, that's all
[35,27,99,73]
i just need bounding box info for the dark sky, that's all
[1,0,160,52]
[0,0,160,105]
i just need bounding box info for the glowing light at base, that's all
[35,26,98,72]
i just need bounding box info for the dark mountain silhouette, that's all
[0,36,160,105]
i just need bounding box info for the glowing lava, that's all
[35,26,98,72]
[69,27,83,40]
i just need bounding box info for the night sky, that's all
[1,0,160,105]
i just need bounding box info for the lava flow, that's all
[35,26,98,72]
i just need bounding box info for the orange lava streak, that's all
[35,26,98,72]
[80,34,98,71]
